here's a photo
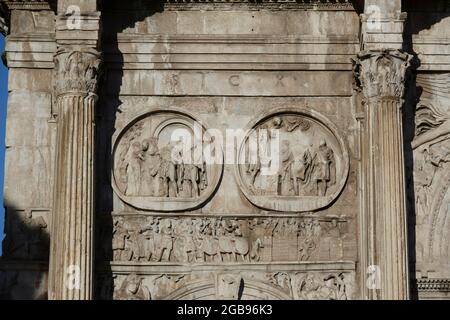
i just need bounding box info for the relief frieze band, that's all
[99,215,354,264]
[95,266,355,300]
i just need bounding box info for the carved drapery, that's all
[353,49,412,300]
[48,47,101,300]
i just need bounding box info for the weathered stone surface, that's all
[1,0,450,300]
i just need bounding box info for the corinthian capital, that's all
[352,49,412,100]
[54,47,102,96]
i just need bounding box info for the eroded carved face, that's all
[126,277,141,294]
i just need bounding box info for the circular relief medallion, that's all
[112,110,223,211]
[235,108,349,212]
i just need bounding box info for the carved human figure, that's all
[158,144,178,197]
[217,219,252,262]
[112,218,129,261]
[139,217,158,261]
[124,141,144,196]
[184,138,209,197]
[153,219,174,262]
[217,219,236,262]
[336,273,348,300]
[180,161,200,198]
[296,274,321,299]
[197,140,209,193]
[245,132,261,188]
[140,138,161,196]
[295,273,347,300]
[318,275,340,300]
[216,274,243,300]
[311,140,336,196]
[117,124,141,189]
[173,218,196,263]
[195,219,220,263]
[126,229,145,262]
[249,238,264,262]
[115,274,151,300]
[414,146,450,224]
[270,272,292,294]
[298,219,321,261]
[295,148,314,196]
[277,140,296,196]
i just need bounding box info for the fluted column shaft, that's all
[368,97,409,299]
[354,49,411,299]
[49,48,101,300]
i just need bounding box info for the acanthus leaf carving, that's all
[53,47,102,96]
[352,49,412,100]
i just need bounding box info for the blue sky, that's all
[0,35,7,256]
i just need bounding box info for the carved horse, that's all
[218,236,250,262]
[195,235,220,262]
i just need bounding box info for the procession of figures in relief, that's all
[240,115,338,198]
[115,116,215,200]
[104,215,351,264]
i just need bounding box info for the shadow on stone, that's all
[94,0,165,300]
[0,201,49,300]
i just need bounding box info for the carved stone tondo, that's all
[112,110,223,211]
[236,108,349,212]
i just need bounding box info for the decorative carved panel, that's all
[96,269,355,300]
[100,214,352,264]
[235,107,349,212]
[112,110,223,212]
[413,74,450,280]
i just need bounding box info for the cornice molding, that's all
[0,0,55,10]
[162,0,354,11]
[0,1,56,35]
[417,278,450,292]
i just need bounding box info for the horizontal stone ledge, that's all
[98,261,356,275]
[106,211,351,221]
[107,44,360,56]
[416,64,450,72]
[113,34,360,44]
[6,62,54,69]
[105,54,355,64]
[107,63,353,72]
